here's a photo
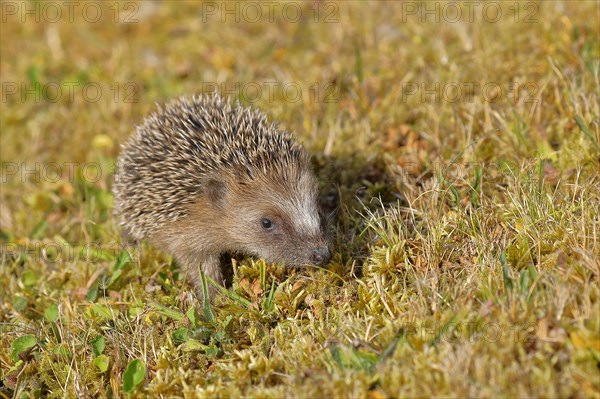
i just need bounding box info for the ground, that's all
[1,1,599,398]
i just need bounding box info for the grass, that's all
[1,1,599,398]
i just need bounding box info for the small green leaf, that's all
[12,295,28,312]
[150,303,184,321]
[122,359,146,393]
[186,307,197,329]
[11,335,37,361]
[22,270,38,287]
[44,304,59,323]
[204,346,220,358]
[96,190,114,211]
[180,339,208,352]
[110,269,122,286]
[349,349,378,373]
[263,280,276,311]
[30,220,48,239]
[213,278,252,308]
[528,263,538,281]
[470,167,482,207]
[94,355,110,373]
[172,328,190,346]
[329,344,377,373]
[110,250,131,286]
[52,344,71,358]
[129,306,143,317]
[519,269,530,294]
[91,336,105,356]
[114,250,131,271]
[78,246,115,262]
[86,284,99,302]
[574,114,599,149]
[27,65,41,87]
[199,270,215,322]
[85,304,115,320]
[222,315,235,335]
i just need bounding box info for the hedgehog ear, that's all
[204,177,227,204]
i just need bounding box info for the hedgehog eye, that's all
[261,218,274,230]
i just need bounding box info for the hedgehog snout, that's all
[309,246,331,266]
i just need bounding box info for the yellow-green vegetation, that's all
[1,1,599,398]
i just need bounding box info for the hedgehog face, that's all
[219,169,331,267]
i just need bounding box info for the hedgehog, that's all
[113,93,331,297]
